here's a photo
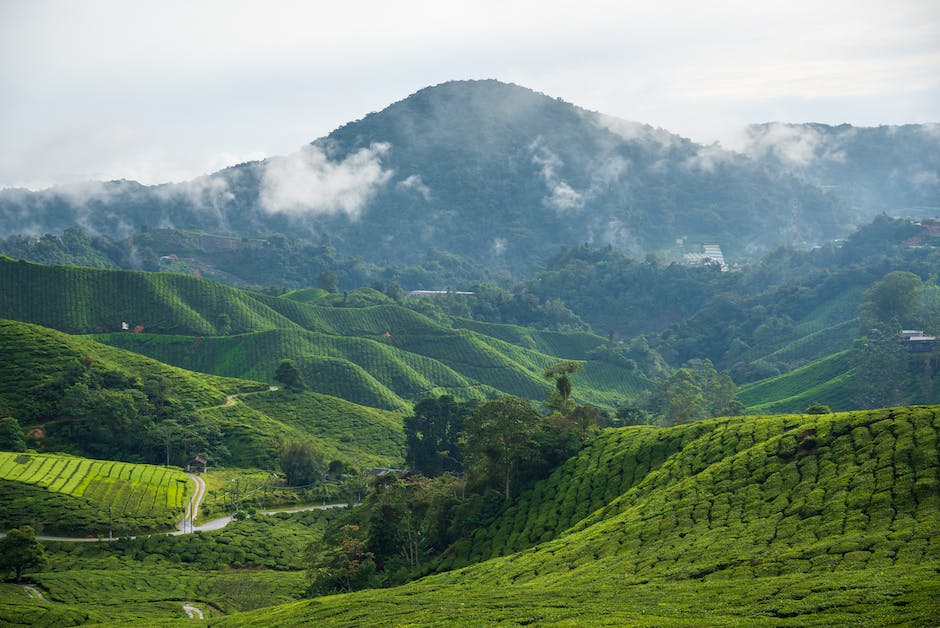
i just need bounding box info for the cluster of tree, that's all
[645,359,743,425]
[310,364,603,593]
[852,270,940,409]
[20,358,228,466]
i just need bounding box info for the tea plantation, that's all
[212,405,940,626]
[0,452,189,535]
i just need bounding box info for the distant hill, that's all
[213,405,940,625]
[0,80,853,271]
[741,122,940,218]
[0,258,650,410]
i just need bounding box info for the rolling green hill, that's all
[212,405,940,626]
[739,350,857,413]
[0,319,404,470]
[1,258,647,411]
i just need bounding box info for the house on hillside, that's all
[683,244,728,271]
[406,290,475,298]
[186,454,208,474]
[902,330,938,352]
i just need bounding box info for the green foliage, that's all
[316,270,339,293]
[648,359,741,425]
[542,360,583,415]
[307,524,377,595]
[0,417,25,452]
[274,359,306,391]
[859,270,925,333]
[0,526,47,582]
[404,396,474,476]
[279,442,325,487]
[462,397,542,500]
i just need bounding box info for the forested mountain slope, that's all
[215,405,940,626]
[0,80,852,271]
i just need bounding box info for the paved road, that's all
[13,470,350,543]
[176,473,207,534]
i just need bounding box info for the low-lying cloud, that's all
[259,143,393,218]
[530,141,584,212]
[736,123,849,166]
[397,174,431,201]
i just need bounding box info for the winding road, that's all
[14,472,350,543]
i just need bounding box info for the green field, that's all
[0,452,189,535]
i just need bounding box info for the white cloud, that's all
[1,1,937,187]
[397,174,432,201]
[259,143,393,218]
[530,140,584,212]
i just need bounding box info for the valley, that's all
[0,79,937,626]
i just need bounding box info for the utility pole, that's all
[108,504,113,540]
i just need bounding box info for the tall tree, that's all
[543,361,583,416]
[274,359,306,391]
[0,526,47,582]
[461,396,541,500]
[0,417,26,452]
[404,396,474,476]
[279,441,325,487]
[859,271,924,333]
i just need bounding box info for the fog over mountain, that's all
[1,80,936,270]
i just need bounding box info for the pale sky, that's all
[1,0,938,189]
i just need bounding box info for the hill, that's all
[0,80,852,271]
[0,257,649,410]
[741,122,940,218]
[0,319,405,470]
[212,405,940,625]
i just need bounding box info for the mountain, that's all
[740,122,940,218]
[0,80,853,272]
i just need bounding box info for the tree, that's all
[543,361,583,416]
[852,331,907,409]
[0,526,47,582]
[307,524,376,594]
[648,359,741,425]
[279,441,325,487]
[274,359,305,391]
[614,404,650,427]
[859,271,924,333]
[0,417,26,452]
[804,403,831,414]
[316,270,339,293]
[404,396,474,476]
[461,397,541,500]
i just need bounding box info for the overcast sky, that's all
[1,0,938,189]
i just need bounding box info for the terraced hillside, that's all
[739,350,857,413]
[1,258,647,410]
[0,320,405,470]
[0,452,189,535]
[215,406,940,626]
